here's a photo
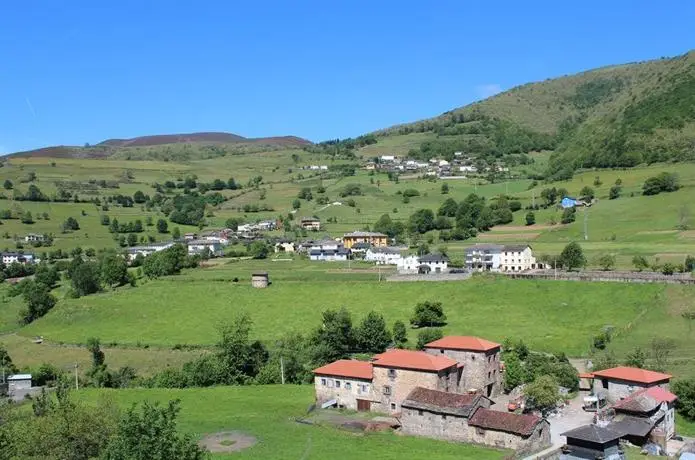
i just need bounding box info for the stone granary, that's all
[400,387,550,453]
[251,272,269,288]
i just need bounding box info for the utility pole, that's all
[280,357,285,385]
[378,264,381,282]
[74,363,79,390]
[584,208,589,241]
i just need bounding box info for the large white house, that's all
[125,242,174,262]
[186,239,223,256]
[1,252,36,265]
[308,240,350,261]
[397,253,449,274]
[364,247,403,265]
[464,244,542,272]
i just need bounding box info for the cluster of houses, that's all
[314,336,550,453]
[464,244,545,272]
[126,231,230,262]
[1,252,37,265]
[314,334,682,456]
[365,153,510,179]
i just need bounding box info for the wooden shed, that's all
[251,272,269,288]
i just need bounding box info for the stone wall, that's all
[314,375,373,410]
[425,348,502,397]
[469,419,550,452]
[372,366,458,413]
[401,407,550,453]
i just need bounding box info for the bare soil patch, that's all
[199,431,257,453]
[490,225,552,232]
[637,230,679,235]
[477,232,540,241]
[679,230,695,239]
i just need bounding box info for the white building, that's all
[397,253,449,274]
[7,374,32,391]
[1,252,36,265]
[274,241,296,253]
[125,242,174,262]
[465,244,541,272]
[186,239,222,256]
[380,155,397,162]
[459,165,477,173]
[308,240,350,261]
[24,233,45,243]
[364,247,403,265]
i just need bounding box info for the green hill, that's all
[365,50,695,179]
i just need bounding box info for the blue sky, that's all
[1,1,693,153]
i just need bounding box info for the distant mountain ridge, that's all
[7,131,312,159]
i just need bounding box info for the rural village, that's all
[3,5,695,460]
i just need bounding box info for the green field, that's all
[19,270,665,356]
[77,385,506,460]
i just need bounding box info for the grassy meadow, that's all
[77,385,507,460]
[19,268,665,356]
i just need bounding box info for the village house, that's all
[183,232,197,241]
[125,242,174,261]
[397,253,449,274]
[186,239,222,256]
[308,240,350,261]
[371,349,461,414]
[1,252,36,265]
[350,242,371,254]
[607,386,678,443]
[274,241,296,253]
[364,247,403,265]
[424,336,502,397]
[590,366,671,403]
[465,244,542,272]
[400,387,549,453]
[342,231,388,249]
[313,360,374,411]
[24,233,46,243]
[300,217,321,231]
[560,424,624,460]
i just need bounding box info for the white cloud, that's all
[475,84,502,99]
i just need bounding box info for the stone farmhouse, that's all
[609,386,678,443]
[424,336,502,397]
[589,366,671,403]
[313,336,502,413]
[342,231,388,249]
[401,387,550,452]
[465,244,543,272]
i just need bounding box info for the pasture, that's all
[78,385,507,460]
[21,268,665,357]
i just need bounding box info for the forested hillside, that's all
[370,50,695,178]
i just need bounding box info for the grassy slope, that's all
[21,270,662,356]
[78,386,506,460]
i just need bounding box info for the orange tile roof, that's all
[591,366,671,384]
[372,349,457,372]
[578,372,594,379]
[424,336,501,352]
[313,359,373,380]
[643,386,677,403]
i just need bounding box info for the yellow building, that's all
[342,231,388,249]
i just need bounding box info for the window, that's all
[345,382,352,390]
[361,384,369,393]
[390,403,396,410]
[440,349,445,354]
[471,355,475,360]
[488,356,492,363]
[383,385,392,395]
[602,379,609,389]
[488,372,491,379]
[335,380,341,388]
[321,378,327,386]
[388,369,397,379]
[418,410,423,416]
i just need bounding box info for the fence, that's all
[503,270,695,285]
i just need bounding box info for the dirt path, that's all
[198,431,257,453]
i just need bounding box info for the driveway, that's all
[547,395,595,447]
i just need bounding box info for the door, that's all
[357,399,371,412]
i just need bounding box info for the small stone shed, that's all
[251,272,269,288]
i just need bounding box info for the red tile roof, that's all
[372,349,457,372]
[402,387,484,417]
[424,336,501,352]
[578,372,594,379]
[313,359,373,380]
[469,408,542,436]
[591,366,671,384]
[613,386,678,412]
